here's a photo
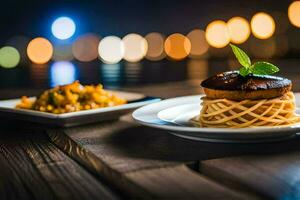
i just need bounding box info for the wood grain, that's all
[0,127,118,200]
[48,118,261,199]
[201,150,300,200]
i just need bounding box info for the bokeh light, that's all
[187,29,209,58]
[0,46,20,68]
[51,17,76,40]
[164,33,191,60]
[98,36,124,64]
[251,12,275,39]
[205,20,230,48]
[288,1,300,28]
[72,33,100,62]
[123,33,148,62]
[50,61,77,87]
[27,37,53,64]
[227,17,251,44]
[53,43,73,61]
[145,32,166,61]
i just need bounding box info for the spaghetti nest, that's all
[194,92,300,128]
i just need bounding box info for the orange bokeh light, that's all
[227,17,251,44]
[72,33,100,62]
[187,29,209,57]
[164,33,191,60]
[205,20,230,48]
[145,32,166,61]
[27,37,53,64]
[251,12,275,39]
[288,1,300,28]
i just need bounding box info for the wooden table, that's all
[1,80,300,199]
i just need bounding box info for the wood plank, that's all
[0,127,119,200]
[48,118,262,199]
[125,165,258,199]
[201,149,300,200]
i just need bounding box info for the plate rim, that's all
[0,92,161,119]
[132,94,300,134]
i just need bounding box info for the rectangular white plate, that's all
[0,90,161,127]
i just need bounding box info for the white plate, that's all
[0,91,160,127]
[132,94,300,143]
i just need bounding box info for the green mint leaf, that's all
[251,62,279,75]
[239,67,249,77]
[230,44,251,68]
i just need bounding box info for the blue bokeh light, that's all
[51,17,76,40]
[50,61,78,87]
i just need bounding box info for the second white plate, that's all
[132,94,300,143]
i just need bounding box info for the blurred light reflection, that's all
[52,17,76,40]
[227,17,250,44]
[251,12,275,39]
[145,32,166,61]
[0,46,20,68]
[27,37,53,64]
[98,36,124,64]
[101,63,122,88]
[288,1,300,28]
[205,20,230,48]
[187,29,209,58]
[164,33,191,60]
[187,59,208,80]
[50,61,77,87]
[72,33,100,62]
[123,33,148,62]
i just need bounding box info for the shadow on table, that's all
[104,125,300,162]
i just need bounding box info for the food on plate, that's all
[16,81,127,114]
[193,44,300,128]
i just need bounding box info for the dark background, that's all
[0,0,299,91]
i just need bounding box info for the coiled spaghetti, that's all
[193,92,300,128]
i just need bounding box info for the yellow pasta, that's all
[192,92,300,128]
[16,81,126,114]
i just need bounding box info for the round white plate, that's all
[132,95,300,143]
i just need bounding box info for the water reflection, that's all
[187,59,208,80]
[100,63,122,88]
[50,61,78,87]
[124,62,142,84]
[30,64,49,86]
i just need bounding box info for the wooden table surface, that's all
[1,80,300,199]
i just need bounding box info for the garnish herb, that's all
[230,44,279,77]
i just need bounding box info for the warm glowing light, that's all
[145,32,166,61]
[164,33,191,60]
[50,61,77,87]
[51,17,76,40]
[205,20,230,48]
[251,12,275,39]
[0,46,20,68]
[123,33,148,62]
[27,37,53,64]
[98,36,124,64]
[187,29,209,57]
[227,17,251,44]
[288,1,300,28]
[53,44,73,61]
[72,33,100,62]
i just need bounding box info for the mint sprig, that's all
[229,44,279,77]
